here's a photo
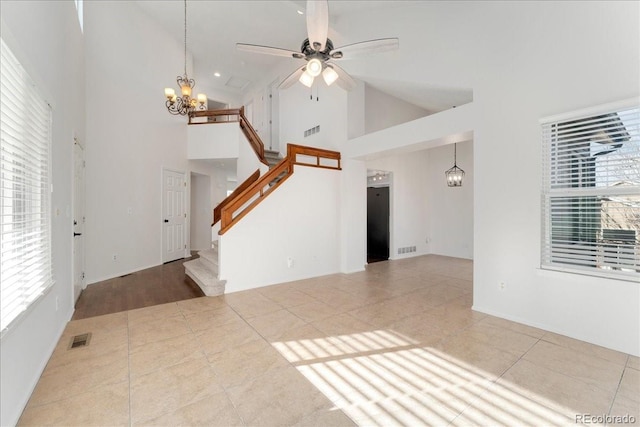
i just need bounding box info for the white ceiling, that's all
[134,0,471,112]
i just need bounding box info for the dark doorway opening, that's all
[367,186,390,263]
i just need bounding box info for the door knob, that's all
[73,232,82,237]
[164,219,169,223]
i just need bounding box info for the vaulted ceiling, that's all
[134,0,472,112]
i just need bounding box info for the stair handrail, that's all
[189,107,268,166]
[212,169,260,226]
[219,143,341,235]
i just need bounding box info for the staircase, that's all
[185,107,341,295]
[184,240,226,296]
[264,149,282,167]
[264,149,288,186]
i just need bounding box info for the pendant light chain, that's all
[184,0,187,77]
[163,0,206,116]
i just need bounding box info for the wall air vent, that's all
[304,125,320,137]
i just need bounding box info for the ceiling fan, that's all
[236,0,399,91]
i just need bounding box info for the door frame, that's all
[72,135,86,303]
[161,167,189,263]
[366,171,394,261]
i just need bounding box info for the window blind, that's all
[1,38,53,332]
[541,101,640,280]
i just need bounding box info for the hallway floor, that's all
[19,255,639,426]
[72,254,204,320]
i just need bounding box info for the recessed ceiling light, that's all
[214,72,221,77]
[297,10,304,15]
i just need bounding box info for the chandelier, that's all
[164,0,206,116]
[445,143,465,187]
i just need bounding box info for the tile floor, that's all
[18,255,639,426]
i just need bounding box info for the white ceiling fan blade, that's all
[306,0,329,52]
[279,65,306,90]
[329,63,356,91]
[237,43,304,59]
[330,38,399,59]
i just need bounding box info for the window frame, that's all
[0,37,54,336]
[540,98,640,282]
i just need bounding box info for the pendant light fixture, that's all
[445,143,465,187]
[164,0,206,116]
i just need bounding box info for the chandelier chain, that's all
[184,0,187,76]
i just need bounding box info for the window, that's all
[0,38,53,333]
[541,100,640,280]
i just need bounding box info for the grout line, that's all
[606,354,629,417]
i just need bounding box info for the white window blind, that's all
[1,38,53,332]
[541,100,640,281]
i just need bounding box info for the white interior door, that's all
[162,169,186,263]
[72,139,86,302]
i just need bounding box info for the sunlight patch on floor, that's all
[272,329,572,426]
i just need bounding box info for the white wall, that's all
[340,159,367,273]
[335,1,639,355]
[188,122,240,160]
[237,131,268,184]
[0,2,85,425]
[427,141,474,259]
[278,81,348,151]
[365,83,431,134]
[84,1,189,284]
[190,173,211,251]
[219,166,341,292]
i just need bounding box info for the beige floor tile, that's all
[129,332,204,378]
[347,300,413,328]
[311,313,377,337]
[45,326,128,371]
[541,332,629,366]
[628,355,640,371]
[28,345,128,407]
[127,302,181,324]
[434,334,523,380]
[497,359,615,418]
[387,312,449,346]
[418,307,482,338]
[208,338,290,387]
[128,313,192,349]
[609,395,640,426]
[246,308,308,340]
[130,357,223,424]
[176,295,227,315]
[478,315,546,338]
[134,393,243,427]
[258,286,318,307]
[223,290,283,318]
[452,381,573,427]
[408,283,470,308]
[288,299,345,323]
[19,381,129,427]
[184,304,242,333]
[617,367,640,403]
[294,407,356,426]
[62,311,128,339]
[226,366,334,426]
[459,322,539,355]
[523,340,625,394]
[195,316,263,356]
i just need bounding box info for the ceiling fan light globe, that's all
[299,71,315,87]
[307,58,322,77]
[322,66,339,86]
